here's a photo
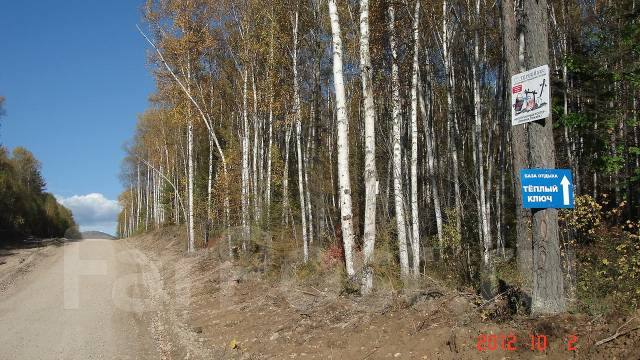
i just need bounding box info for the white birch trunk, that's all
[266,89,273,226]
[409,0,421,277]
[304,119,314,245]
[292,9,308,263]
[252,70,260,223]
[389,1,410,279]
[136,163,141,230]
[282,122,292,225]
[145,166,150,231]
[207,133,213,220]
[328,0,356,277]
[472,0,491,268]
[242,70,250,248]
[265,22,275,226]
[359,0,378,294]
[187,117,195,252]
[442,0,462,238]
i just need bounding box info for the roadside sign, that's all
[520,169,574,209]
[511,65,550,126]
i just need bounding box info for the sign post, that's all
[520,169,574,209]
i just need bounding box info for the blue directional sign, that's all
[520,169,574,209]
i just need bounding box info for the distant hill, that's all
[80,231,116,240]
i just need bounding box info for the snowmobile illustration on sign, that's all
[511,65,550,125]
[514,78,547,115]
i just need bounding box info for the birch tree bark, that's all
[304,117,314,244]
[409,0,421,277]
[207,132,213,221]
[389,1,410,279]
[359,0,378,293]
[136,163,141,231]
[292,9,309,263]
[265,15,275,227]
[282,122,292,225]
[242,69,251,248]
[252,70,261,223]
[441,0,462,238]
[187,119,196,252]
[266,80,273,227]
[328,0,356,277]
[472,0,492,293]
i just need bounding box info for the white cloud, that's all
[55,193,120,235]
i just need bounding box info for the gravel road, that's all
[0,239,159,359]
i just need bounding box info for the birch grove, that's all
[116,0,640,314]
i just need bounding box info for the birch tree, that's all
[471,0,492,293]
[360,0,378,293]
[328,0,356,277]
[441,0,462,238]
[241,69,251,247]
[388,1,410,279]
[409,0,421,277]
[292,8,309,262]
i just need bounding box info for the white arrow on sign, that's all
[560,176,570,205]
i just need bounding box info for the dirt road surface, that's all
[0,239,159,360]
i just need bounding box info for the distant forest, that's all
[0,97,77,240]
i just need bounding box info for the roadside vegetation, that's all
[0,99,77,241]
[118,0,639,322]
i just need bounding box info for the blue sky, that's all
[0,1,154,234]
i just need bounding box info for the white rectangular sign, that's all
[511,64,550,126]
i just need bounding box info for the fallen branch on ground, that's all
[295,288,319,297]
[595,317,639,346]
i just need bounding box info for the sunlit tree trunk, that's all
[504,0,565,314]
[136,163,141,230]
[409,0,421,277]
[359,0,378,294]
[187,116,195,252]
[472,0,492,291]
[292,8,308,262]
[241,70,250,248]
[501,0,532,277]
[441,0,462,239]
[207,132,213,221]
[328,0,356,277]
[304,115,314,245]
[265,18,275,227]
[389,1,409,279]
[252,70,261,223]
[282,122,292,225]
[266,86,273,227]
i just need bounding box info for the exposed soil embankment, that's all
[0,238,67,295]
[125,228,639,359]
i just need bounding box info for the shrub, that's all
[559,195,602,240]
[576,223,640,314]
[442,208,461,250]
